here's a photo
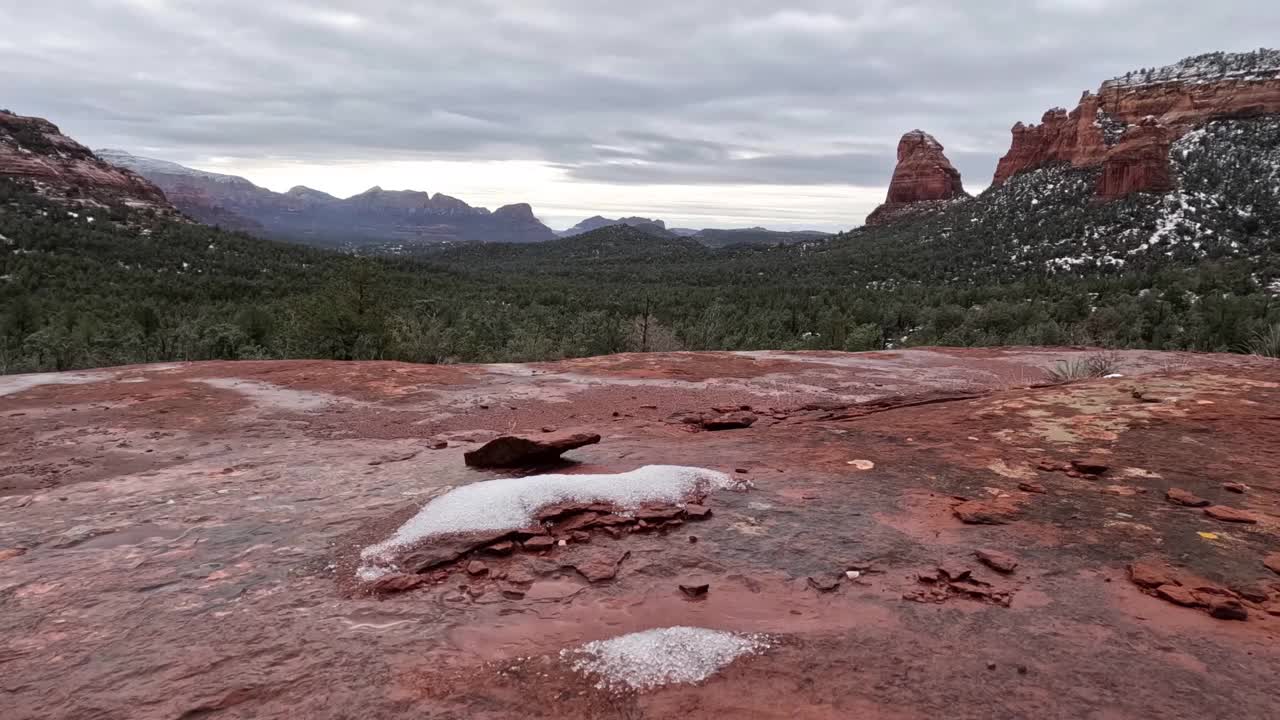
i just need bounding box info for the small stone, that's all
[1018,481,1047,494]
[482,541,516,556]
[466,561,489,576]
[463,431,602,468]
[1208,598,1249,621]
[684,504,712,520]
[678,583,710,599]
[523,536,556,552]
[541,426,556,433]
[1203,506,1259,524]
[1017,666,1028,675]
[1222,482,1248,494]
[1070,458,1109,475]
[986,661,997,670]
[428,440,449,450]
[975,549,1019,574]
[1166,488,1210,507]
[735,468,749,474]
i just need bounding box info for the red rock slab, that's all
[953,500,1019,525]
[1128,562,1182,590]
[1204,506,1259,524]
[463,431,601,467]
[1156,585,1202,607]
[1166,488,1211,507]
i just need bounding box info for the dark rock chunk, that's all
[481,540,516,556]
[1070,458,1110,475]
[466,560,489,576]
[1018,481,1047,494]
[1222,482,1248,494]
[1208,598,1249,621]
[463,431,601,468]
[679,583,710,599]
[1166,488,1211,508]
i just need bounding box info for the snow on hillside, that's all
[1103,49,1280,89]
[95,149,249,185]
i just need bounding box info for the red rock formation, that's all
[0,111,172,209]
[992,52,1280,198]
[866,130,968,225]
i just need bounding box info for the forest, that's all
[1,115,1278,373]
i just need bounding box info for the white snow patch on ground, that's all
[0,370,113,397]
[359,466,736,579]
[562,627,771,691]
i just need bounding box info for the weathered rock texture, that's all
[866,130,968,225]
[0,111,172,210]
[993,50,1280,198]
[2,349,1279,719]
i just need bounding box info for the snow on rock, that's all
[1103,49,1280,89]
[562,627,771,691]
[358,465,738,578]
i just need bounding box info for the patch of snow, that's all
[562,627,770,691]
[359,465,737,578]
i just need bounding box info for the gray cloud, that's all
[2,0,1277,193]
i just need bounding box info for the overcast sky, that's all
[3,1,1277,230]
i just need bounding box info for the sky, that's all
[2,1,1277,231]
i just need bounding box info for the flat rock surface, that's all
[1,348,1279,719]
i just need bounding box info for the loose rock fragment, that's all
[975,549,1019,574]
[463,431,601,468]
[1018,481,1047,494]
[1070,458,1110,475]
[1128,562,1180,590]
[1222,483,1248,494]
[1208,598,1249,621]
[678,583,710,599]
[1203,506,1258,524]
[1166,488,1210,507]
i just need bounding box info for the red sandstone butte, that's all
[865,130,968,225]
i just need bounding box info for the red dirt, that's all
[1,347,1278,719]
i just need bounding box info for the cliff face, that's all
[993,50,1280,198]
[866,130,967,225]
[0,111,172,210]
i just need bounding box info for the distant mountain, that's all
[0,111,174,212]
[557,214,830,246]
[96,149,556,246]
[556,215,672,238]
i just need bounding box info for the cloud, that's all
[0,0,1276,226]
